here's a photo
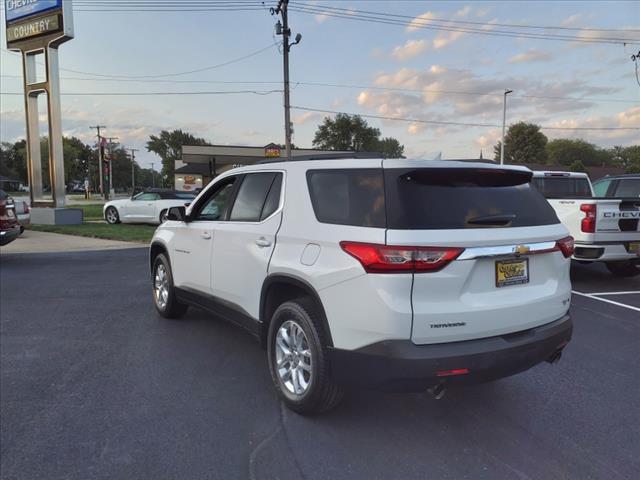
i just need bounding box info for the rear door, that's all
[383,166,571,345]
[210,171,284,321]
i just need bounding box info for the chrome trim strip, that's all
[458,241,557,260]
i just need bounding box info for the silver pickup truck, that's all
[532,171,640,277]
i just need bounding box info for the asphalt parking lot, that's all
[1,249,638,480]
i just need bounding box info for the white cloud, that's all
[392,39,428,60]
[314,12,329,23]
[508,49,554,64]
[561,13,583,26]
[456,6,471,18]
[432,30,466,49]
[406,11,436,32]
[294,111,323,125]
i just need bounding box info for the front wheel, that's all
[605,261,640,277]
[152,253,188,318]
[267,299,343,415]
[105,206,120,224]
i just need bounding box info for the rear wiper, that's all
[467,214,515,226]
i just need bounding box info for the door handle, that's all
[201,231,212,240]
[255,237,272,248]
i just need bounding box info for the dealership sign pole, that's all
[5,0,74,212]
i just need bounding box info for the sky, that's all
[1,0,639,171]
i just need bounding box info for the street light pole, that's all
[106,137,119,196]
[90,125,106,197]
[500,89,513,165]
[128,148,139,194]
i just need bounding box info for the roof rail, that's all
[254,151,382,164]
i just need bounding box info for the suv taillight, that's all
[556,236,575,258]
[340,242,463,273]
[580,204,596,233]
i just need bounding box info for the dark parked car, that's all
[592,174,640,198]
[0,189,21,246]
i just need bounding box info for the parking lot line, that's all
[572,290,640,312]
[586,291,640,296]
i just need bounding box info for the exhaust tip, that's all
[427,383,447,400]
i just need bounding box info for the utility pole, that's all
[128,148,139,195]
[90,125,106,198]
[106,137,119,196]
[151,162,156,188]
[500,89,513,165]
[272,0,301,160]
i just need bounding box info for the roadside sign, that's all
[5,0,62,23]
[5,13,61,42]
[4,0,73,50]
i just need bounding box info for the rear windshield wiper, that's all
[467,214,515,226]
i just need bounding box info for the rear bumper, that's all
[328,314,572,392]
[573,242,639,262]
[0,225,21,246]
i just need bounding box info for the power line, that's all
[290,106,640,131]
[1,73,635,104]
[288,4,639,45]
[290,2,640,34]
[0,89,282,96]
[1,44,277,79]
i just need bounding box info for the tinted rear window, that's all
[615,179,640,197]
[385,168,559,230]
[531,177,592,198]
[307,169,385,227]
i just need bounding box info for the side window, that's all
[193,178,237,221]
[229,173,277,222]
[306,169,386,227]
[260,173,283,221]
[135,193,159,201]
[592,179,612,197]
[614,179,640,197]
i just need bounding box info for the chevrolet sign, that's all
[5,0,62,23]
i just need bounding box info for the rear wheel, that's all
[159,209,168,223]
[152,253,188,318]
[605,261,640,277]
[267,299,343,415]
[105,206,120,224]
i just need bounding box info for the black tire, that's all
[605,261,640,278]
[105,206,120,224]
[267,299,343,415]
[159,209,168,224]
[152,253,188,318]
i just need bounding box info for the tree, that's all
[546,138,610,166]
[146,130,209,188]
[377,137,405,159]
[312,114,404,158]
[610,145,640,168]
[493,122,548,164]
[569,160,587,173]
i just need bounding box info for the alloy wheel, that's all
[154,263,169,310]
[275,320,313,396]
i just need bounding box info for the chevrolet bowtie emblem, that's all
[514,245,530,255]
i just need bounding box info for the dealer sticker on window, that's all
[495,258,529,288]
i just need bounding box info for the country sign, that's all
[5,13,59,41]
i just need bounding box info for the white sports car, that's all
[103,189,196,225]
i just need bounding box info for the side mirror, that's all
[167,206,189,222]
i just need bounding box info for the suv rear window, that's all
[385,168,559,230]
[307,169,385,227]
[531,177,592,198]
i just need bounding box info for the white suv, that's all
[150,157,574,414]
